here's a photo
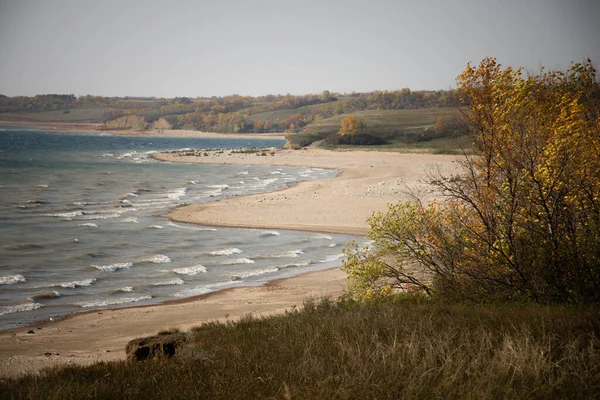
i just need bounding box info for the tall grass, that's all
[2,297,599,399]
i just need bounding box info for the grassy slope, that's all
[0,107,108,123]
[303,108,461,136]
[2,297,598,399]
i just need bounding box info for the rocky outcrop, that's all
[103,115,148,130]
[125,332,188,361]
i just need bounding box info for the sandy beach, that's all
[0,132,462,378]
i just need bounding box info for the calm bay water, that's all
[0,128,360,329]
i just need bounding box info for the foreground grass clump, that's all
[2,297,599,399]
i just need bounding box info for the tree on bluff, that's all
[342,58,600,303]
[339,116,360,136]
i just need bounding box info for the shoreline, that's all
[0,131,462,378]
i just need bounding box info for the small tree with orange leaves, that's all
[339,116,359,136]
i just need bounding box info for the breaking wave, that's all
[172,265,207,275]
[77,295,152,308]
[0,274,26,285]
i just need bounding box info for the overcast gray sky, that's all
[0,0,598,97]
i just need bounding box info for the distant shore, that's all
[0,126,461,378]
[0,120,287,140]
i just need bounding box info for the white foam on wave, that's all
[209,247,243,256]
[78,223,98,228]
[166,221,217,231]
[45,210,83,219]
[172,264,207,275]
[93,262,133,272]
[122,217,139,224]
[77,213,125,220]
[260,230,280,237]
[319,253,346,263]
[140,255,171,264]
[77,294,152,308]
[148,225,164,229]
[152,278,185,286]
[117,151,138,159]
[168,187,187,200]
[188,180,199,184]
[326,243,337,248]
[222,257,255,265]
[312,234,333,240]
[279,261,311,269]
[205,184,229,189]
[231,267,279,280]
[119,286,134,292]
[36,184,49,188]
[272,249,304,259]
[56,278,96,288]
[0,301,43,316]
[0,274,26,285]
[238,171,249,175]
[174,281,239,297]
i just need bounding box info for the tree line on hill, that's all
[0,89,461,133]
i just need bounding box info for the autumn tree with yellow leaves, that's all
[342,58,600,303]
[339,116,360,136]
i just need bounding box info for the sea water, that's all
[0,127,361,329]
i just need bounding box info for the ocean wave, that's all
[119,286,134,292]
[319,253,345,263]
[174,281,239,297]
[0,274,26,285]
[81,251,106,259]
[260,230,281,237]
[77,213,124,220]
[139,255,171,264]
[151,278,185,286]
[36,184,49,188]
[166,221,217,231]
[31,290,61,300]
[167,187,187,200]
[92,262,133,272]
[8,243,43,251]
[208,247,243,256]
[278,261,311,269]
[231,267,279,280]
[56,278,96,288]
[238,171,249,175]
[122,217,139,224]
[117,151,138,159]
[312,234,333,240]
[269,249,304,259]
[222,257,255,265]
[45,210,83,219]
[147,225,164,229]
[77,295,152,308]
[78,223,98,228]
[188,180,199,184]
[0,301,43,316]
[205,184,229,189]
[172,264,207,275]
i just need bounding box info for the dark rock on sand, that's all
[125,332,188,361]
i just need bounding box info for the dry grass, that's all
[2,297,599,399]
